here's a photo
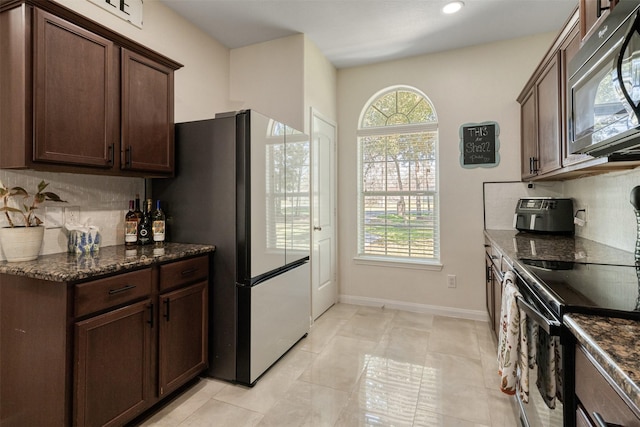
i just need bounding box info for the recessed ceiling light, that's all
[442,1,464,14]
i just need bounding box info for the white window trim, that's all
[356,86,441,265]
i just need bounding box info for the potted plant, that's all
[0,180,66,262]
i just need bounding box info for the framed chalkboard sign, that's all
[459,121,500,168]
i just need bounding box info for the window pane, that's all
[408,99,436,123]
[397,91,420,115]
[373,92,398,117]
[363,194,437,258]
[363,107,388,127]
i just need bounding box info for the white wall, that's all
[0,0,231,260]
[229,34,338,132]
[230,35,306,130]
[336,33,556,318]
[304,36,338,127]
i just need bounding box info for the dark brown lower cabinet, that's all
[484,243,504,342]
[159,281,208,397]
[0,254,210,427]
[74,300,153,427]
[575,345,640,426]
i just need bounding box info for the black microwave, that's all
[568,0,640,159]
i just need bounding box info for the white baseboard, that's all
[338,294,489,322]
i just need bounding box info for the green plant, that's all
[0,180,66,227]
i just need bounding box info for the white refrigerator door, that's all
[249,261,310,383]
[249,112,286,277]
[283,126,311,266]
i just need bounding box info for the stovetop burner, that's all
[518,259,640,319]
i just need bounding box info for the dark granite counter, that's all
[565,313,640,412]
[484,229,636,266]
[0,243,215,282]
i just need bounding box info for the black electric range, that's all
[516,258,640,321]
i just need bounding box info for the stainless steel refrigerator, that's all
[153,110,311,385]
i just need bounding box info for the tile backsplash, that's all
[0,169,144,261]
[484,166,640,254]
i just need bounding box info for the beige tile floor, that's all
[139,303,519,426]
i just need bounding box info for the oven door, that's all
[513,273,565,427]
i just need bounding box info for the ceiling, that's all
[159,0,577,69]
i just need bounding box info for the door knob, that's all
[314,226,322,231]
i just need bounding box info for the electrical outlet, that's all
[574,205,588,227]
[447,274,457,288]
[64,206,80,225]
[44,206,64,229]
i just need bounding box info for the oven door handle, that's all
[516,296,561,336]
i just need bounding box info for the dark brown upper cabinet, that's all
[33,9,118,169]
[0,1,182,177]
[121,49,175,174]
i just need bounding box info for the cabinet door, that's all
[575,346,640,427]
[121,49,174,174]
[74,299,153,427]
[485,253,495,337]
[492,265,502,338]
[536,53,562,175]
[520,88,538,179]
[159,281,208,396]
[33,9,117,168]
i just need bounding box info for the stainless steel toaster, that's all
[514,197,574,234]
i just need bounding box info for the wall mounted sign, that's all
[459,121,500,168]
[88,0,143,28]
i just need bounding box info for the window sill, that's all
[353,256,443,271]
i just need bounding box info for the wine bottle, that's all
[124,200,138,246]
[137,199,153,245]
[133,194,143,225]
[152,200,166,244]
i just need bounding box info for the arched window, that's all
[357,86,439,263]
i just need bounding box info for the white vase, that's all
[0,226,45,262]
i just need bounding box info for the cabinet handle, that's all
[597,0,610,18]
[531,157,539,173]
[108,284,136,295]
[148,303,154,328]
[593,412,623,427]
[486,265,492,282]
[107,143,114,165]
[181,268,198,276]
[125,145,132,168]
[163,298,170,321]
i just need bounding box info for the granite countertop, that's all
[484,229,636,266]
[565,313,640,412]
[0,243,215,282]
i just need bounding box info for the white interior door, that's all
[310,109,337,320]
